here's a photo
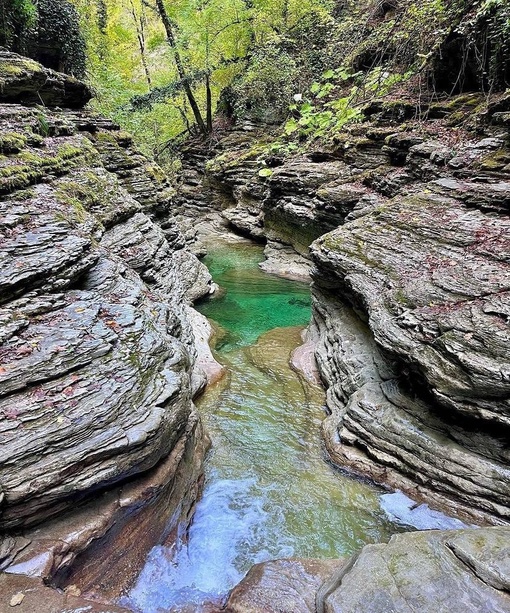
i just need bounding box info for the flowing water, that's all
[122,240,463,612]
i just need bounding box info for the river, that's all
[121,239,465,612]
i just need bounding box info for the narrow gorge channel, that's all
[122,240,463,613]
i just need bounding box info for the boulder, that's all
[0,51,91,108]
[224,528,510,613]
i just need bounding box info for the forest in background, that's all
[1,0,509,168]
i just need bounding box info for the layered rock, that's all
[224,527,510,613]
[0,50,91,108]
[308,100,510,524]
[178,88,510,524]
[0,53,211,604]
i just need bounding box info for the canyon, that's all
[0,45,509,612]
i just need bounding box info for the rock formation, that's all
[0,52,211,608]
[179,92,510,527]
[224,527,510,613]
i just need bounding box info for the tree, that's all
[70,0,336,152]
[154,0,208,133]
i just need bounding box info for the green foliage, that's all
[0,0,85,76]
[0,0,37,51]
[69,0,337,161]
[284,94,362,140]
[230,5,337,122]
[36,0,86,76]
[231,44,298,122]
[455,0,510,90]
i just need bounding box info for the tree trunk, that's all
[206,72,213,132]
[155,0,208,134]
[129,0,152,88]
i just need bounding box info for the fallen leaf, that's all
[9,592,25,606]
[65,585,81,597]
[4,408,19,420]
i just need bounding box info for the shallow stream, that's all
[122,240,463,612]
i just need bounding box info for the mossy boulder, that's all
[0,50,91,108]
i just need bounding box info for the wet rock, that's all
[224,528,510,613]
[224,558,344,613]
[0,256,194,529]
[183,306,225,388]
[311,184,510,523]
[321,529,510,613]
[259,241,312,281]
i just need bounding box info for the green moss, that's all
[93,132,120,144]
[55,179,101,211]
[478,149,510,171]
[15,188,36,201]
[53,191,88,224]
[0,58,40,77]
[144,163,166,183]
[394,288,414,307]
[0,132,28,153]
[205,143,267,175]
[443,93,484,109]
[0,139,96,195]
[0,64,24,76]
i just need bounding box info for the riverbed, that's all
[121,240,464,612]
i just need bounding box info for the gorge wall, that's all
[177,90,510,527]
[174,90,510,613]
[0,51,212,611]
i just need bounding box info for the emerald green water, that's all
[123,241,461,613]
[196,243,312,350]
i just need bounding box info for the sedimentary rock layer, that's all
[308,99,510,523]
[0,53,211,603]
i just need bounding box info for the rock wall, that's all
[0,53,211,606]
[309,98,510,525]
[178,93,510,525]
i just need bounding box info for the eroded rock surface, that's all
[0,50,92,108]
[178,92,510,524]
[224,558,344,613]
[310,125,510,523]
[224,528,510,613]
[321,528,510,613]
[0,52,211,606]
